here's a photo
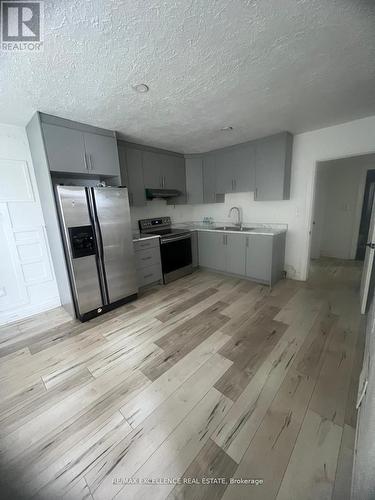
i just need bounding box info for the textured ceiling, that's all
[1,0,375,153]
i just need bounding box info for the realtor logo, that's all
[1,1,44,51]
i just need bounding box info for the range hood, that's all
[146,188,181,199]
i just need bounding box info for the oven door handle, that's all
[160,234,192,244]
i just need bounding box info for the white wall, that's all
[0,124,60,325]
[131,115,375,280]
[311,155,375,260]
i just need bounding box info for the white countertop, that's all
[133,222,287,240]
[171,222,287,237]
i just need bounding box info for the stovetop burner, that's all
[138,216,190,239]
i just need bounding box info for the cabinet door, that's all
[118,146,146,206]
[42,123,87,173]
[83,133,120,177]
[142,151,163,189]
[191,231,199,267]
[198,232,225,270]
[162,155,185,190]
[185,157,203,204]
[254,132,292,201]
[246,234,272,283]
[226,233,246,275]
[202,154,217,203]
[215,150,235,194]
[233,144,255,193]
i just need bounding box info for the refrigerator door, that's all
[91,187,138,303]
[56,186,103,316]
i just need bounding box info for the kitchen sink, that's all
[215,226,255,231]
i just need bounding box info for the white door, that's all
[360,197,375,314]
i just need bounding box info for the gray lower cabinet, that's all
[198,231,226,270]
[198,231,246,275]
[42,123,87,174]
[191,231,199,267]
[254,132,293,201]
[245,234,272,282]
[133,238,162,287]
[118,145,146,206]
[245,233,286,285]
[83,132,120,176]
[226,233,247,275]
[198,230,286,285]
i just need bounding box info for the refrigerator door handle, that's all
[88,188,110,305]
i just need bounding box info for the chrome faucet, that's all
[228,206,242,228]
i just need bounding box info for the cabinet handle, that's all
[84,153,89,171]
[246,236,249,247]
[141,256,152,261]
[255,187,258,200]
[223,234,226,245]
[143,273,153,279]
[89,154,93,171]
[163,175,166,188]
[234,179,237,191]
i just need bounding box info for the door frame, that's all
[306,153,375,279]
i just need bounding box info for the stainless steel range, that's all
[139,217,193,283]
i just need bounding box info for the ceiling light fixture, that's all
[221,126,233,131]
[133,83,149,93]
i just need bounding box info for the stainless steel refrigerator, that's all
[56,186,138,321]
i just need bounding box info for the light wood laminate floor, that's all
[0,259,364,500]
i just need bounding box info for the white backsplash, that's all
[130,192,290,231]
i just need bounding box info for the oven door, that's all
[160,234,193,283]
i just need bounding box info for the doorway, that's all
[310,154,375,265]
[356,169,375,260]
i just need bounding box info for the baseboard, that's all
[0,296,61,326]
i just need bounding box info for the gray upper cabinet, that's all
[163,156,185,190]
[185,157,204,204]
[215,150,235,194]
[142,150,186,200]
[203,154,224,203]
[254,132,293,201]
[118,145,146,206]
[83,132,120,177]
[235,144,255,192]
[42,123,87,174]
[214,143,255,195]
[41,118,120,178]
[120,145,186,205]
[142,151,164,189]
